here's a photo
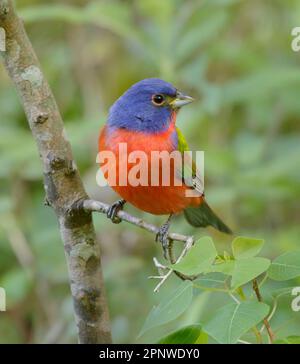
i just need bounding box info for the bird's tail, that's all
[184,201,232,234]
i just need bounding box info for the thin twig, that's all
[83,199,193,243]
[252,279,275,344]
[151,237,194,292]
[168,239,198,281]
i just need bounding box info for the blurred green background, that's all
[0,0,300,343]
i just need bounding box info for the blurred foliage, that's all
[0,0,300,343]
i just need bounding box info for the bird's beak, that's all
[170,91,194,109]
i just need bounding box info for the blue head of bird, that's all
[107,78,194,133]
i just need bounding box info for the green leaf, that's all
[86,2,139,39]
[20,5,88,24]
[158,325,208,344]
[210,257,270,289]
[169,237,217,276]
[231,257,271,289]
[211,260,235,275]
[268,251,300,281]
[175,11,229,64]
[275,336,300,344]
[271,286,295,298]
[203,302,270,344]
[193,273,228,290]
[232,236,265,259]
[222,68,300,104]
[139,281,193,337]
[20,3,142,45]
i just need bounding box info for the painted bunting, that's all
[99,78,231,253]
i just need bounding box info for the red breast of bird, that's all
[98,111,202,215]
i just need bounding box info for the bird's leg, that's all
[107,199,126,224]
[156,214,173,259]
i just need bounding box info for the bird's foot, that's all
[107,199,126,224]
[156,218,172,259]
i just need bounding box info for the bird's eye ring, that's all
[152,94,165,106]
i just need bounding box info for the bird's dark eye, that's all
[152,94,165,106]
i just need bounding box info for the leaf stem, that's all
[252,279,275,344]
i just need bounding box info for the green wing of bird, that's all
[176,126,204,195]
[176,127,232,234]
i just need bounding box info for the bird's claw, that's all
[107,199,126,224]
[156,223,170,259]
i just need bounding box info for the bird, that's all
[98,78,232,255]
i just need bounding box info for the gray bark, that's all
[0,0,112,344]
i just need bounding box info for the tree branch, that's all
[0,0,111,344]
[83,200,193,244]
